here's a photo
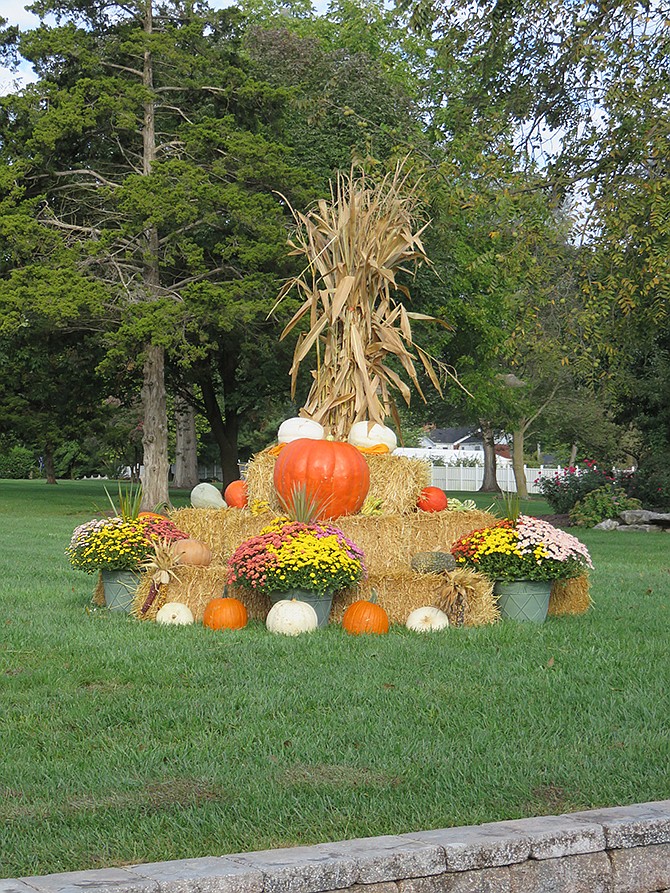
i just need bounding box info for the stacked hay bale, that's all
[131,451,590,625]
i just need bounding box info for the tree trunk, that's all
[173,392,200,490]
[44,442,57,485]
[511,426,528,499]
[138,0,169,511]
[199,372,240,489]
[141,344,170,509]
[569,442,578,466]
[478,420,501,493]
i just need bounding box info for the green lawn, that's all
[1,479,669,877]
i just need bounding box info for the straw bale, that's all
[332,568,499,627]
[245,449,280,509]
[244,448,432,515]
[131,567,272,623]
[549,575,592,616]
[365,453,431,514]
[168,507,268,563]
[169,502,495,575]
[334,511,496,573]
[130,566,497,627]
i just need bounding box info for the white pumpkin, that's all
[347,421,397,452]
[266,599,318,636]
[190,482,226,509]
[277,417,325,444]
[406,606,450,633]
[156,602,194,626]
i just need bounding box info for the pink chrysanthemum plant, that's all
[450,515,592,583]
[226,517,367,597]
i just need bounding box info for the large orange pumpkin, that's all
[172,538,212,566]
[273,438,370,519]
[224,479,248,508]
[203,596,248,630]
[417,486,448,512]
[342,593,389,635]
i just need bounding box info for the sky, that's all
[1,1,41,93]
[0,0,252,93]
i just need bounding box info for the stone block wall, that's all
[3,800,670,893]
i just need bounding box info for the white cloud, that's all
[1,3,41,94]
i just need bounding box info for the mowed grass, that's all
[1,479,669,877]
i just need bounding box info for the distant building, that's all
[419,426,484,451]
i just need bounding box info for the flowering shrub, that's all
[66,516,188,573]
[451,515,592,582]
[569,486,642,528]
[536,460,614,513]
[616,465,670,510]
[227,518,366,596]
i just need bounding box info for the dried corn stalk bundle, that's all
[273,162,457,440]
[433,567,498,627]
[92,572,106,607]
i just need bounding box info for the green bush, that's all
[569,486,642,528]
[0,445,38,479]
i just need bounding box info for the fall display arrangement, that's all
[69,433,592,632]
[67,164,592,631]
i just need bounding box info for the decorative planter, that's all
[493,580,552,624]
[268,589,334,628]
[101,570,141,613]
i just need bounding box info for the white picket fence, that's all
[430,464,557,494]
[198,461,558,493]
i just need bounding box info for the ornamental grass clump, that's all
[66,516,188,573]
[226,518,366,596]
[450,515,592,582]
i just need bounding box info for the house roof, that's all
[428,426,482,445]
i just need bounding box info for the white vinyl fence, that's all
[199,461,558,494]
[429,464,558,494]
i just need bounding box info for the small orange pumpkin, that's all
[172,538,212,567]
[417,486,448,512]
[203,596,248,630]
[138,511,167,521]
[224,479,248,508]
[342,591,389,635]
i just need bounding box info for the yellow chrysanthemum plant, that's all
[226,518,367,598]
[450,516,593,582]
[66,515,189,574]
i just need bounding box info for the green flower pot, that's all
[101,570,141,613]
[494,580,552,623]
[268,589,334,628]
